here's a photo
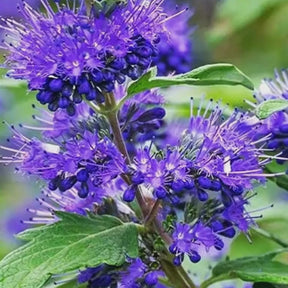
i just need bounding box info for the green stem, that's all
[106,111,150,217]
[253,227,288,248]
[97,92,196,288]
[160,259,192,288]
[177,264,197,288]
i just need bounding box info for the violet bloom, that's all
[115,84,166,154]
[252,69,288,163]
[169,222,223,266]
[128,100,280,265]
[152,2,194,75]
[0,0,180,114]
[119,258,165,288]
[0,124,63,180]
[127,148,191,203]
[0,123,126,200]
[182,100,268,197]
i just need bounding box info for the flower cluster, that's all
[124,100,275,264]
[77,258,166,288]
[115,84,166,154]
[152,2,194,75]
[0,106,125,200]
[0,0,182,114]
[252,69,288,163]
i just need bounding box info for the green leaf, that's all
[126,63,254,100]
[0,212,139,288]
[275,175,288,191]
[265,163,288,191]
[256,99,288,119]
[253,283,285,288]
[200,250,288,288]
[229,229,282,260]
[90,0,127,15]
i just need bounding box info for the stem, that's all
[144,199,162,226]
[98,92,196,288]
[160,259,192,288]
[107,112,131,163]
[106,104,150,217]
[177,264,196,288]
[253,227,288,248]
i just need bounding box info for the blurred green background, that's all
[0,1,287,287]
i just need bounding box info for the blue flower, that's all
[128,148,191,202]
[48,130,126,198]
[253,69,288,163]
[0,124,63,180]
[24,187,106,225]
[152,2,194,75]
[78,265,118,288]
[0,120,126,200]
[183,101,266,193]
[119,258,164,288]
[29,102,96,139]
[1,0,175,114]
[169,222,223,265]
[115,84,166,154]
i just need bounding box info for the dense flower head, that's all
[128,100,268,203]
[183,100,267,190]
[123,99,277,264]
[0,121,126,200]
[252,69,288,163]
[77,259,166,288]
[115,84,166,154]
[24,187,106,225]
[0,0,178,114]
[31,102,98,139]
[152,2,194,75]
[169,222,224,265]
[0,124,63,179]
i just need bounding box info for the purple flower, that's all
[183,102,266,192]
[1,120,126,200]
[114,84,166,154]
[48,130,126,198]
[252,69,288,163]
[119,258,164,288]
[169,222,223,265]
[0,125,63,180]
[78,265,118,287]
[128,148,190,202]
[29,102,96,139]
[1,0,177,114]
[152,2,194,75]
[222,198,254,233]
[119,258,146,288]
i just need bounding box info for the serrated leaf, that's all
[0,212,139,288]
[126,64,254,100]
[256,99,288,119]
[202,250,288,287]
